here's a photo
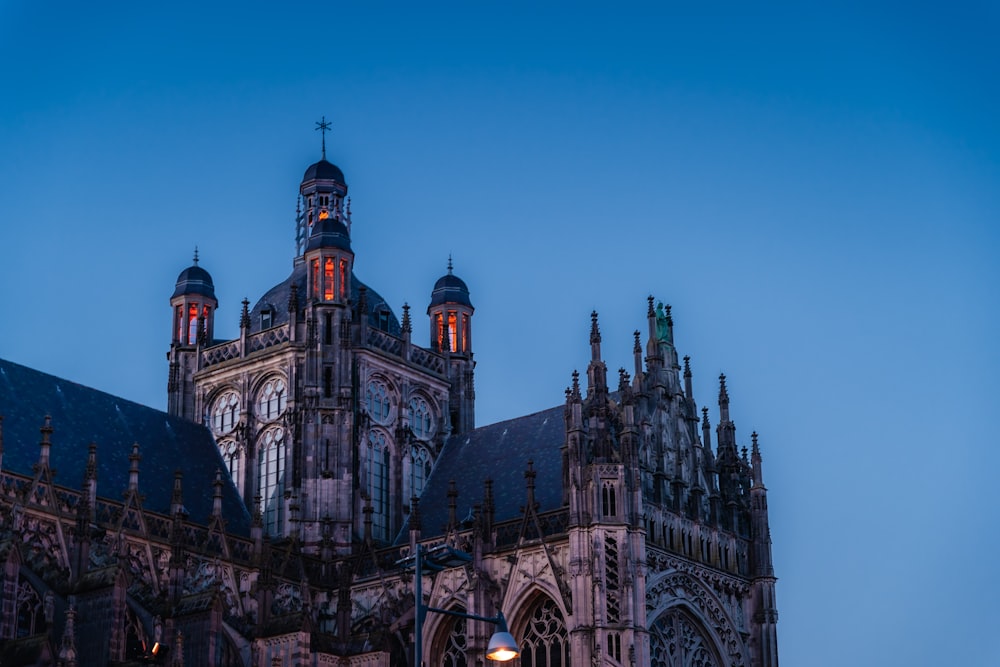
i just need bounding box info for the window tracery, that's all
[366,379,392,424]
[220,439,243,494]
[404,444,432,502]
[257,377,287,421]
[518,598,569,667]
[441,615,467,667]
[15,581,45,638]
[649,608,721,667]
[258,426,286,534]
[367,430,390,541]
[408,396,433,439]
[212,390,241,435]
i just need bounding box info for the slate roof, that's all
[0,358,252,536]
[398,405,566,543]
[249,262,401,335]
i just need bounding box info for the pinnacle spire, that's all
[193,246,199,265]
[447,254,453,274]
[240,298,250,329]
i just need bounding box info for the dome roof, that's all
[171,263,216,300]
[305,215,352,252]
[302,159,346,185]
[429,266,473,309]
[249,264,400,335]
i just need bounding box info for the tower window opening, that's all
[324,258,335,301]
[324,312,333,345]
[602,481,617,517]
[261,309,272,330]
[187,303,199,344]
[434,313,444,351]
[339,259,347,300]
[324,366,333,398]
[311,259,320,300]
[447,311,457,352]
[377,309,390,332]
[461,313,469,352]
[175,305,183,342]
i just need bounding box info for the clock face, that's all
[212,390,241,435]
[257,378,287,422]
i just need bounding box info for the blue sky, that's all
[2,2,998,664]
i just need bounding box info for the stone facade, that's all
[0,147,778,666]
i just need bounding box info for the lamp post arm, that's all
[421,605,507,629]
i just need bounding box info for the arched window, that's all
[602,480,617,517]
[408,397,433,439]
[649,608,722,667]
[212,391,241,435]
[366,379,392,424]
[367,430,390,541]
[404,444,432,502]
[258,426,286,534]
[257,377,287,421]
[518,598,569,667]
[220,440,242,494]
[15,581,45,638]
[442,615,467,667]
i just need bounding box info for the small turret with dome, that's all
[296,117,351,258]
[167,248,218,420]
[170,248,217,346]
[428,257,476,433]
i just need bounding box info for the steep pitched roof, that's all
[0,358,252,536]
[400,405,566,542]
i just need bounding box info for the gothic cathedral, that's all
[0,141,779,666]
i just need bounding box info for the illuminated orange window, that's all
[461,313,469,352]
[434,313,443,351]
[324,258,335,301]
[187,304,199,344]
[339,259,347,300]
[202,305,211,339]
[176,306,183,342]
[311,259,320,299]
[447,311,457,353]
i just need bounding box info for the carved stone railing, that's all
[249,326,290,353]
[365,328,402,356]
[408,346,445,375]
[202,339,241,367]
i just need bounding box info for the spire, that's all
[128,443,141,492]
[192,246,199,265]
[719,373,730,422]
[240,298,251,329]
[212,469,224,517]
[38,415,53,467]
[524,460,537,511]
[315,116,332,160]
[633,329,643,381]
[170,470,185,517]
[683,355,693,399]
[589,310,601,354]
[447,254,453,274]
[751,431,764,488]
[59,606,78,667]
[401,302,411,334]
[447,479,459,531]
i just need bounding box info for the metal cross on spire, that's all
[315,116,332,159]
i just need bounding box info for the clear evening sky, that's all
[1,2,997,664]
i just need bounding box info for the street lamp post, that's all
[403,543,519,666]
